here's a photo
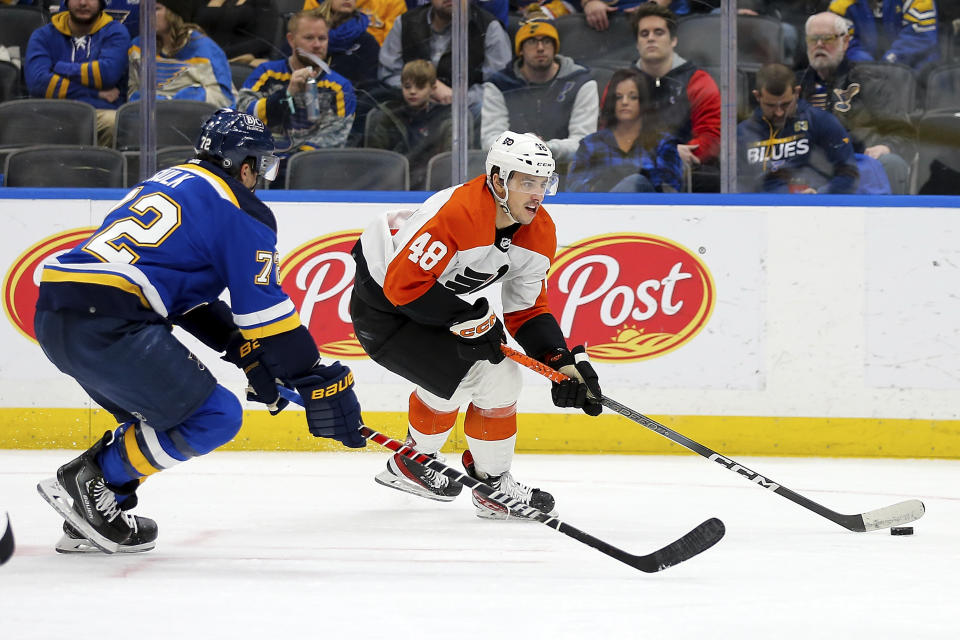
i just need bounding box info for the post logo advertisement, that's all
[547,233,715,362]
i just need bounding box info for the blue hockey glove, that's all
[288,362,365,448]
[222,333,289,415]
[448,298,506,364]
[543,345,602,416]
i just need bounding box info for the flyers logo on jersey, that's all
[3,228,97,344]
[547,233,715,362]
[279,230,367,360]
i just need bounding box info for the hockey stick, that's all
[277,386,725,573]
[501,345,926,533]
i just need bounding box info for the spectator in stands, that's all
[377,0,511,115]
[25,0,131,146]
[738,62,859,194]
[798,11,912,193]
[237,10,356,179]
[404,0,507,27]
[310,0,381,87]
[103,0,140,39]
[631,3,720,191]
[566,68,683,192]
[481,19,598,168]
[582,0,708,32]
[515,0,574,21]
[365,59,452,189]
[128,0,235,107]
[828,0,939,71]
[192,0,280,69]
[306,0,408,46]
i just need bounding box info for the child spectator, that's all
[25,0,131,145]
[566,68,682,192]
[128,0,235,107]
[365,59,453,189]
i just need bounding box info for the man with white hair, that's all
[350,131,603,520]
[797,11,913,193]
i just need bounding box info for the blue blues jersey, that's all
[37,160,300,340]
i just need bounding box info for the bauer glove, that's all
[542,345,602,416]
[222,332,288,415]
[288,362,365,448]
[448,298,506,365]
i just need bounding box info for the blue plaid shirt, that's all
[566,128,683,193]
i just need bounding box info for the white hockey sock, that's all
[465,434,516,477]
[407,424,453,455]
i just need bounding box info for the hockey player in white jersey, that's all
[350,131,603,520]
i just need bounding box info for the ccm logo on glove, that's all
[309,370,355,399]
[451,312,497,338]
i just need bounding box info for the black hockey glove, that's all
[222,333,289,415]
[448,298,507,364]
[542,345,602,416]
[288,362,365,448]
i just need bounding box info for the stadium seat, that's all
[553,14,638,69]
[702,66,753,121]
[913,112,960,194]
[0,6,46,69]
[847,61,919,120]
[924,63,960,113]
[676,14,783,70]
[424,150,487,191]
[124,145,197,186]
[588,66,614,102]
[114,100,219,151]
[0,61,21,103]
[285,148,410,190]
[4,145,125,187]
[230,62,254,92]
[0,99,97,146]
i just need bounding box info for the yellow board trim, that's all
[0,408,957,458]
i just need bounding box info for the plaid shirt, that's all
[566,128,683,192]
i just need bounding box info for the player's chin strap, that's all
[486,174,520,224]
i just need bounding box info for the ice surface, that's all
[1,450,957,639]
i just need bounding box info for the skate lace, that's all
[492,472,533,504]
[92,481,122,523]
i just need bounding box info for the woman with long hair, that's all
[566,68,682,192]
[128,0,235,107]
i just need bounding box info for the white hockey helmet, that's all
[485,131,558,196]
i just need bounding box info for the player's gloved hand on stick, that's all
[288,362,365,448]
[448,298,506,365]
[543,345,602,416]
[222,332,288,415]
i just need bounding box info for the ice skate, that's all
[55,488,158,555]
[462,450,556,520]
[37,432,155,554]
[375,447,463,502]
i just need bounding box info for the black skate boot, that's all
[462,449,556,520]
[37,431,154,554]
[374,440,463,502]
[55,491,158,554]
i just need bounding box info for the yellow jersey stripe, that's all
[240,313,302,339]
[256,98,268,124]
[58,78,69,99]
[41,268,151,309]
[317,80,345,117]
[175,164,240,208]
[92,61,102,89]
[45,75,59,99]
[81,63,88,86]
[124,427,161,476]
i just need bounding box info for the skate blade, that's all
[374,470,458,503]
[55,534,154,554]
[471,492,558,521]
[37,478,119,554]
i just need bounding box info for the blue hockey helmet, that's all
[196,109,280,182]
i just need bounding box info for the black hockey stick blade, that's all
[501,345,926,533]
[0,511,14,566]
[361,425,725,573]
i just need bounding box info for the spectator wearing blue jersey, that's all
[567,68,683,192]
[311,0,381,87]
[829,0,939,70]
[128,0,236,107]
[35,109,365,555]
[103,0,140,39]
[237,9,356,177]
[24,0,131,145]
[738,62,859,194]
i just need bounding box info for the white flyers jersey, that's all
[357,175,558,334]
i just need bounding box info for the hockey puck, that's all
[890,526,914,536]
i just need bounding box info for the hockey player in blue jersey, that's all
[35,109,365,555]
